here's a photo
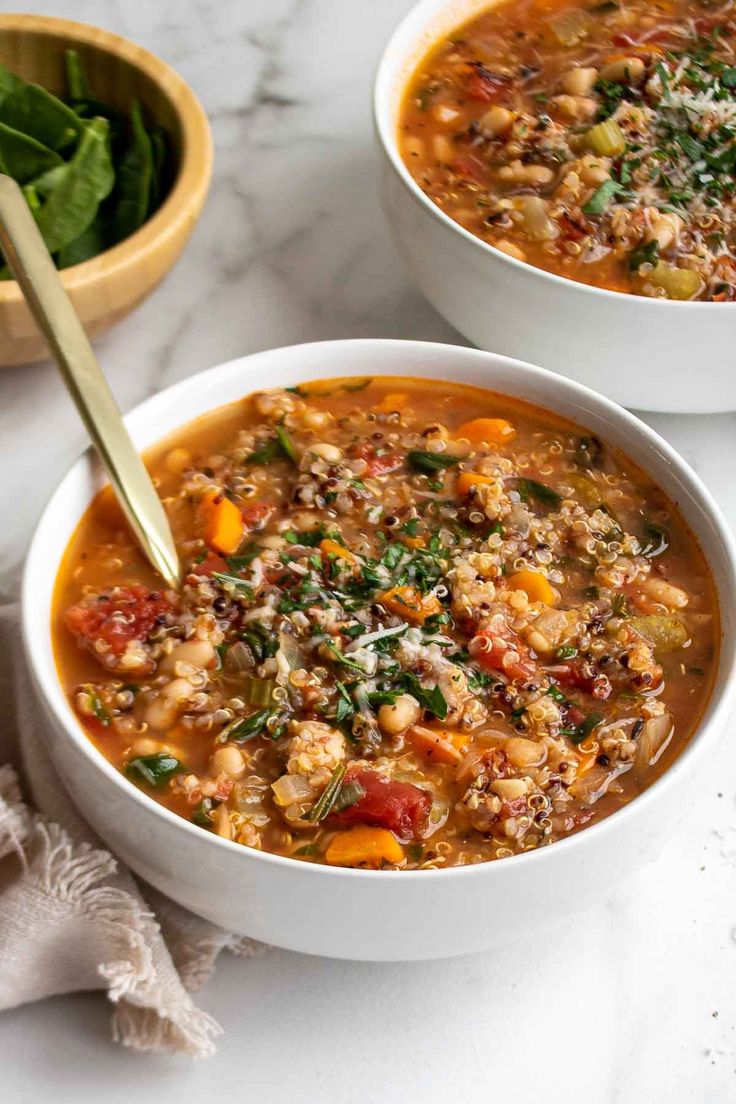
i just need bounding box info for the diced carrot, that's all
[201,489,244,555]
[456,471,496,496]
[320,538,356,563]
[576,747,599,777]
[403,536,426,550]
[407,725,464,766]
[455,417,516,445]
[380,585,442,625]
[507,569,556,606]
[326,825,405,868]
[375,392,409,413]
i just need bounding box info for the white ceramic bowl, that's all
[22,339,736,960]
[374,0,735,413]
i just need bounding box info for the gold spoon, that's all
[0,174,180,590]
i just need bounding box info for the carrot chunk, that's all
[380,585,442,625]
[507,569,556,606]
[326,826,405,868]
[454,470,494,496]
[201,489,244,555]
[320,538,356,563]
[407,725,464,765]
[455,417,516,445]
[375,392,409,413]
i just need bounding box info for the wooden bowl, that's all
[0,14,212,366]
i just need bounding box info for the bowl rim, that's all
[22,337,736,882]
[0,12,212,299]
[373,0,730,311]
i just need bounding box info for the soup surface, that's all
[54,377,718,869]
[399,0,736,300]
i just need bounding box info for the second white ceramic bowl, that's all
[374,0,734,413]
[22,339,736,960]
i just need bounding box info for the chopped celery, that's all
[549,8,593,45]
[649,262,701,300]
[242,676,276,707]
[584,119,626,157]
[629,615,688,654]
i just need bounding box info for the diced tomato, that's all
[354,443,404,477]
[192,550,228,576]
[470,629,536,682]
[559,212,590,241]
[692,16,726,35]
[611,32,637,47]
[451,153,486,180]
[65,585,171,656]
[499,794,528,821]
[463,63,511,102]
[554,660,612,701]
[329,768,431,841]
[241,501,273,532]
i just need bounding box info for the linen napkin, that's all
[0,604,263,1057]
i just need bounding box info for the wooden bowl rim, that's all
[0,12,212,301]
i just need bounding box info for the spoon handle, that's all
[0,174,180,589]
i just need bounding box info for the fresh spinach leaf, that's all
[125,752,181,787]
[110,99,153,243]
[0,121,62,183]
[0,82,83,152]
[36,117,114,254]
[407,450,460,474]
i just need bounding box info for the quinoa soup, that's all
[53,377,719,870]
[399,0,736,300]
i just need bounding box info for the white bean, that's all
[212,804,233,839]
[378,694,422,736]
[491,778,529,800]
[505,737,546,769]
[309,442,342,463]
[210,745,247,780]
[161,677,196,702]
[516,195,558,241]
[433,134,455,163]
[643,577,689,610]
[551,94,598,121]
[160,639,216,673]
[599,57,645,84]
[494,239,526,261]
[561,67,598,96]
[480,105,515,136]
[165,447,191,475]
[645,212,682,250]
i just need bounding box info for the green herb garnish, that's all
[275,422,298,463]
[400,672,448,720]
[125,753,182,788]
[217,708,276,743]
[306,762,347,822]
[628,240,659,272]
[568,712,604,745]
[407,450,460,474]
[582,178,622,215]
[517,478,562,507]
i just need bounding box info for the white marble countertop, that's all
[1,1,736,1100]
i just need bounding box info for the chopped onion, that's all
[271,773,312,807]
[635,713,674,770]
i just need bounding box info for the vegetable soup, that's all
[399,0,736,300]
[53,378,718,869]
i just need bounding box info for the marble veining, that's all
[1,2,735,1099]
